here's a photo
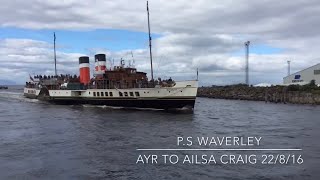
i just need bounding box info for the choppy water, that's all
[0,86,319,179]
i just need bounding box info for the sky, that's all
[0,0,320,85]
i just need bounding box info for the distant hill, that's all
[0,79,16,85]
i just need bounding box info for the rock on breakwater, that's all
[197,84,320,105]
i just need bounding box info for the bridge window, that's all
[129,92,134,96]
[93,92,96,97]
[124,92,128,97]
[119,92,123,97]
[97,92,100,97]
[109,92,113,97]
[105,92,108,96]
[135,92,140,97]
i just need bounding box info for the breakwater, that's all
[197,84,320,105]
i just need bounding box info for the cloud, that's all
[1,0,320,85]
[1,0,319,36]
[0,38,85,82]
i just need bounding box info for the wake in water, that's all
[0,91,39,103]
[80,104,192,113]
[82,104,125,110]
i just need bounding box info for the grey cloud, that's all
[1,0,319,36]
[1,0,320,85]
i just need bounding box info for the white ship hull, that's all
[24,80,198,110]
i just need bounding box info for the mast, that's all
[147,1,154,82]
[287,60,291,76]
[245,41,250,85]
[54,32,57,76]
[197,68,199,80]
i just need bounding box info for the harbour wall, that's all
[197,84,320,105]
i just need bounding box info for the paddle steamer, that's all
[23,1,198,110]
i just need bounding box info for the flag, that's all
[29,74,34,82]
[147,1,149,11]
[197,68,199,80]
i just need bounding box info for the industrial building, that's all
[283,63,320,85]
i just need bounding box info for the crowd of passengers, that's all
[33,74,79,80]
